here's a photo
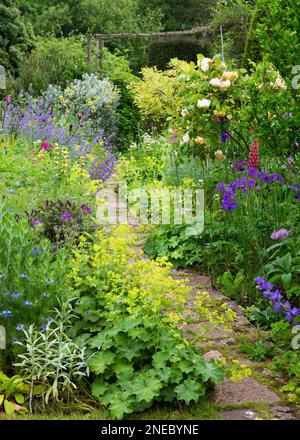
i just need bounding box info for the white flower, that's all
[182,133,190,143]
[210,78,231,89]
[210,78,222,87]
[272,77,287,90]
[222,71,238,81]
[219,80,231,88]
[181,108,189,117]
[197,98,211,109]
[198,57,212,72]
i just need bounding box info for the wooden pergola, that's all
[87,26,213,74]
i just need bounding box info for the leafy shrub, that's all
[114,79,145,150]
[42,74,119,139]
[0,0,35,75]
[70,227,226,419]
[148,36,212,70]
[27,199,95,248]
[132,59,185,126]
[245,0,300,78]
[18,37,93,95]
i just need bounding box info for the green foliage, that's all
[18,37,93,95]
[239,339,275,361]
[70,227,225,419]
[246,0,300,78]
[114,79,145,150]
[148,37,211,70]
[132,59,186,126]
[217,270,246,302]
[0,0,34,75]
[246,306,279,330]
[0,371,29,415]
[140,0,216,31]
[211,0,254,62]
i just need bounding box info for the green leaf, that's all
[91,378,108,398]
[4,399,15,416]
[114,335,143,361]
[152,351,170,369]
[177,360,195,374]
[89,351,116,374]
[14,393,24,404]
[195,361,224,383]
[281,273,292,289]
[129,374,162,403]
[111,359,134,377]
[175,379,206,404]
[109,392,133,420]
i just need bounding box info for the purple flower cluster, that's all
[60,211,72,223]
[1,98,115,184]
[271,228,290,240]
[217,169,285,211]
[255,276,300,323]
[290,183,300,202]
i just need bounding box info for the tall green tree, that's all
[0,0,34,74]
[139,0,215,31]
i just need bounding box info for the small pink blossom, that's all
[40,142,52,151]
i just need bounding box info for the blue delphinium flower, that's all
[2,310,12,317]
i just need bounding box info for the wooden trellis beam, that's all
[87,27,212,75]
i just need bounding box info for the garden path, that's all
[101,173,299,420]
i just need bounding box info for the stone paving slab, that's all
[210,377,280,405]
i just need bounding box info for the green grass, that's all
[0,400,220,421]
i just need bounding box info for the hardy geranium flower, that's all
[271,228,290,240]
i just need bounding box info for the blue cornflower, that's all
[2,310,12,317]
[40,325,47,331]
[46,317,53,323]
[20,274,29,279]
[24,301,33,306]
[16,324,24,331]
[11,292,21,298]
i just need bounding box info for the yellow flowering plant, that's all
[69,226,238,419]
